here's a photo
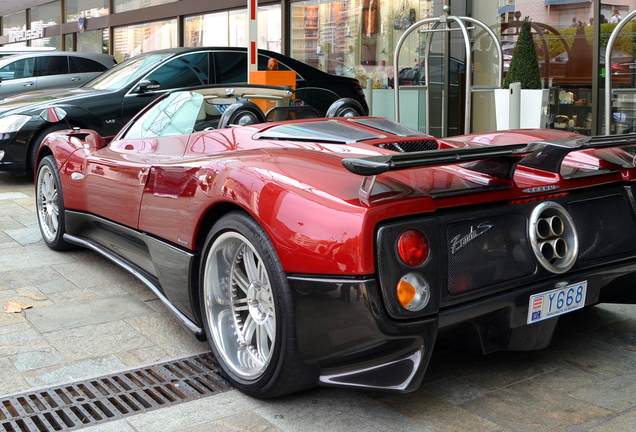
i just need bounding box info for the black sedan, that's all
[0,46,367,174]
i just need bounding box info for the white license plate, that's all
[527,281,587,324]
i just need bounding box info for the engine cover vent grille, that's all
[378,140,438,153]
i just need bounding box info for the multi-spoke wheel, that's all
[200,211,313,398]
[36,155,71,250]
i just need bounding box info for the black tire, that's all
[325,98,365,117]
[217,102,266,129]
[36,155,72,251]
[199,211,315,398]
[28,124,69,173]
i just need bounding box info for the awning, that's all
[545,0,591,5]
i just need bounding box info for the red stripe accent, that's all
[251,0,256,20]
[251,42,257,65]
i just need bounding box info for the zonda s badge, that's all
[451,222,493,255]
[523,185,560,193]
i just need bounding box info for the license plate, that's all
[527,281,587,324]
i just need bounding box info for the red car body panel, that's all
[37,98,636,396]
[44,122,636,277]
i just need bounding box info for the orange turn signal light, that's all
[396,273,430,312]
[397,279,417,307]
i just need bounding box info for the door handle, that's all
[23,81,34,87]
[71,76,82,81]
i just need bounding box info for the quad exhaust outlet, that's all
[530,202,578,274]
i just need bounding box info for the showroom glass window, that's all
[114,0,177,14]
[289,0,411,79]
[65,0,108,22]
[31,36,62,49]
[77,29,109,54]
[30,2,61,30]
[185,12,230,47]
[30,0,62,50]
[2,11,26,35]
[185,5,281,51]
[64,34,73,51]
[183,10,249,48]
[495,3,605,135]
[113,19,177,62]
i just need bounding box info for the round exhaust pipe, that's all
[529,202,578,274]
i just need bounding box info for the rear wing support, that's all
[343,134,636,205]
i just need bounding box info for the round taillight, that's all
[397,229,429,267]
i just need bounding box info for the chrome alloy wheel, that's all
[36,163,60,243]
[203,231,276,380]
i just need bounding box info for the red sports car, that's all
[35,84,636,398]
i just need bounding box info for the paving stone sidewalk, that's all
[3,172,636,431]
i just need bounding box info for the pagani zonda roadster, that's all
[35,84,636,398]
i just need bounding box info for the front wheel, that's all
[36,155,72,251]
[200,211,314,398]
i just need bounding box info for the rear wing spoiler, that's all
[342,133,636,177]
[342,133,636,205]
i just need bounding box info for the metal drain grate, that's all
[0,353,232,432]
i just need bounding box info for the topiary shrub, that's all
[503,17,542,89]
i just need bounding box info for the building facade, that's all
[0,0,635,136]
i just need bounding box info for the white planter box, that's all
[495,88,549,130]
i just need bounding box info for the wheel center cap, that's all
[247,281,269,324]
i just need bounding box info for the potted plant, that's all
[503,17,542,89]
[495,17,549,130]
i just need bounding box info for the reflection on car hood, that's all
[0,88,108,116]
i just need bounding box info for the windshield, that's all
[83,52,173,90]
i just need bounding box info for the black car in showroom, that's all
[0,46,367,173]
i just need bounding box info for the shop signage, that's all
[8,28,43,43]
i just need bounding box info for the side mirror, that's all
[136,79,160,93]
[39,107,67,123]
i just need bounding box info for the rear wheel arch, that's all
[190,201,249,326]
[190,194,289,325]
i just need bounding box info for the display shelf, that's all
[549,85,592,134]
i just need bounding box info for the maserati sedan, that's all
[0,47,366,174]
